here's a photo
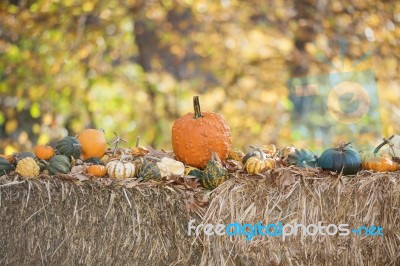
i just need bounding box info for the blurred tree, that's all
[0,0,399,154]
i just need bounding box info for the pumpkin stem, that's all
[111,132,127,156]
[193,96,203,119]
[304,145,318,157]
[135,136,140,148]
[374,135,394,155]
[338,142,352,150]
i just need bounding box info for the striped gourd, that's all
[228,148,245,162]
[244,147,275,174]
[245,156,275,174]
[202,152,229,190]
[137,159,161,181]
[106,160,136,179]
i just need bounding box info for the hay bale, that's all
[0,175,202,265]
[200,168,400,265]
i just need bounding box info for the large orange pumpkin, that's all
[77,129,107,160]
[172,96,232,169]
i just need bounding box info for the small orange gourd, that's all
[172,96,232,169]
[34,145,54,160]
[87,165,107,177]
[77,129,107,160]
[362,157,398,172]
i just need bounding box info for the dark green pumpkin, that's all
[317,143,361,175]
[48,155,71,175]
[84,157,104,165]
[202,158,229,190]
[56,136,82,159]
[0,157,12,175]
[15,152,35,164]
[287,149,318,167]
[242,148,265,165]
[137,160,161,181]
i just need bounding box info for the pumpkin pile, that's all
[0,128,189,183]
[0,96,399,190]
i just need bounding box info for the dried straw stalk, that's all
[200,168,400,266]
[0,176,202,265]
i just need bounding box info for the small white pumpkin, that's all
[106,160,136,179]
[157,157,185,177]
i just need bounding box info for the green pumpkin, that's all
[318,143,361,175]
[287,149,318,167]
[0,157,12,175]
[56,136,82,159]
[48,155,71,175]
[242,148,265,165]
[186,167,204,180]
[202,157,229,190]
[84,157,104,165]
[137,160,161,181]
[15,152,35,164]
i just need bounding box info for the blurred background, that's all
[0,0,399,154]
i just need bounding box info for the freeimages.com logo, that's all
[188,220,383,241]
[286,40,381,150]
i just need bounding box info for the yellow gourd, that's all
[16,157,40,178]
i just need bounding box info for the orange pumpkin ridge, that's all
[172,96,232,169]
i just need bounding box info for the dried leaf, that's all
[279,169,296,189]
[184,193,197,217]
[184,178,200,190]
[131,146,150,156]
[75,174,90,181]
[147,146,173,158]
[224,159,242,172]
[70,165,86,174]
